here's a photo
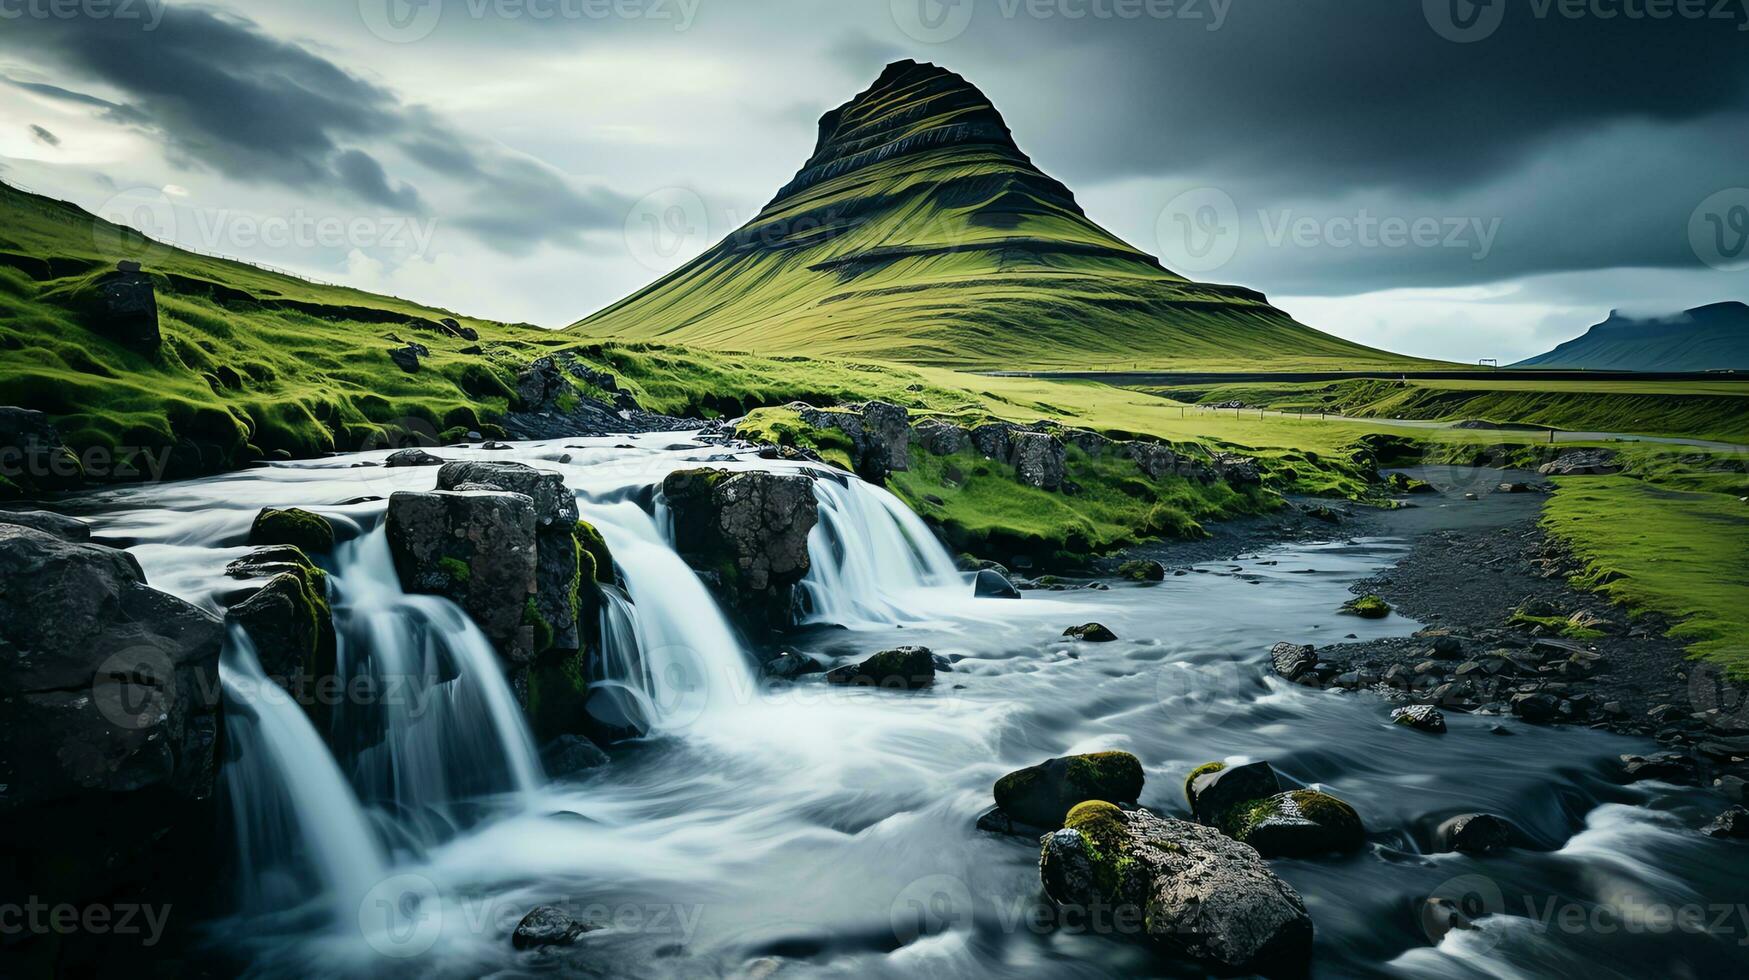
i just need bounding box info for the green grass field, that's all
[1147,377,1749,443]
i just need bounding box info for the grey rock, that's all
[973,568,1020,598]
[1269,642,1317,681]
[1186,760,1281,830]
[385,489,539,663]
[663,468,818,632]
[1391,704,1447,733]
[512,905,592,949]
[0,510,90,541]
[1435,813,1516,853]
[1009,431,1066,490]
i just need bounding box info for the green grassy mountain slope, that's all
[571,60,1428,372]
[0,180,565,478]
[1512,302,1749,372]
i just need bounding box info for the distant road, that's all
[981,369,1749,385]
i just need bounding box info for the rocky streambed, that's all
[1,437,1745,979]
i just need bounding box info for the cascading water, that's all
[581,499,756,733]
[799,473,971,626]
[219,626,387,919]
[326,528,544,834]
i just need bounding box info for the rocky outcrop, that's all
[662,468,818,632]
[385,447,446,467]
[389,341,428,373]
[793,402,911,481]
[438,461,584,652]
[0,523,223,928]
[223,546,335,715]
[1118,559,1166,582]
[1124,441,1214,483]
[0,509,89,541]
[913,417,969,455]
[1210,453,1262,486]
[1040,802,1313,974]
[0,407,83,499]
[76,263,159,351]
[385,489,539,663]
[512,905,593,949]
[823,645,935,689]
[992,751,1144,829]
[248,507,335,554]
[1538,448,1621,476]
[1009,431,1066,490]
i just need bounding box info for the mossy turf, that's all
[1149,377,1749,443]
[248,507,334,554]
[1341,595,1392,619]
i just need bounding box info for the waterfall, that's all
[799,474,970,626]
[219,626,388,919]
[327,529,544,829]
[583,499,755,733]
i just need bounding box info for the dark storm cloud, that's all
[2,6,629,250]
[28,125,61,147]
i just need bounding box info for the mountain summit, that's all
[573,60,1414,370]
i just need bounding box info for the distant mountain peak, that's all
[1514,301,1749,371]
[776,59,1034,204]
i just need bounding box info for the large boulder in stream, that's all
[662,468,817,632]
[0,523,223,932]
[824,645,936,690]
[1041,802,1314,974]
[248,507,335,554]
[437,461,585,652]
[992,751,1145,829]
[1228,789,1366,857]
[385,489,539,663]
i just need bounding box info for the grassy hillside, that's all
[1146,377,1749,443]
[0,180,578,480]
[571,60,1432,373]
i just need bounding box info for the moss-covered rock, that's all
[526,647,592,743]
[385,489,538,664]
[993,750,1144,829]
[662,467,818,632]
[248,507,334,553]
[574,520,614,584]
[1117,559,1166,582]
[1230,789,1365,857]
[1340,594,1391,619]
[1185,759,1282,831]
[823,645,935,690]
[225,549,336,722]
[1063,622,1118,642]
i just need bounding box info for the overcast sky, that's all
[2,0,1745,362]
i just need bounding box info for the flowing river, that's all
[59,433,1745,978]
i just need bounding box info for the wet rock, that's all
[540,735,609,776]
[760,652,824,680]
[1420,897,1479,943]
[1510,692,1560,723]
[1063,623,1117,642]
[1185,760,1282,830]
[1703,806,1749,839]
[1538,448,1621,476]
[1117,559,1166,582]
[1269,642,1317,681]
[994,751,1145,829]
[512,905,592,949]
[0,525,222,919]
[1126,441,1212,482]
[1009,431,1066,490]
[794,402,910,481]
[1341,595,1391,619]
[972,568,1020,598]
[824,645,935,690]
[1434,813,1516,853]
[0,509,89,541]
[1304,504,1342,524]
[385,489,539,663]
[1619,751,1697,783]
[1229,789,1366,857]
[248,507,335,553]
[0,407,84,497]
[1040,803,1313,974]
[385,447,446,467]
[1391,704,1447,733]
[969,422,1015,461]
[225,550,336,713]
[439,461,585,651]
[975,805,1055,838]
[663,468,818,632]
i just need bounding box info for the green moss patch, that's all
[249,507,334,553]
